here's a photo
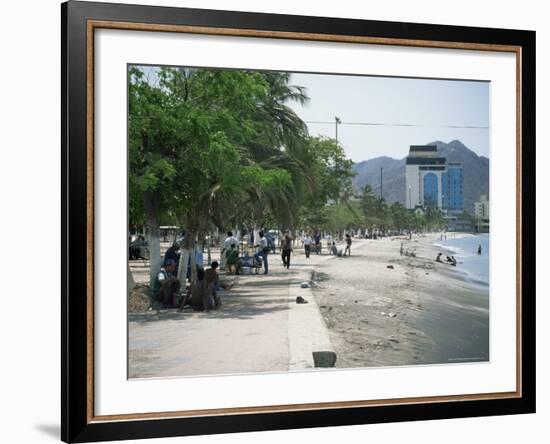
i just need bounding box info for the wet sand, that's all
[312,234,489,368]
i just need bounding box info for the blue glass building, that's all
[442,163,464,212]
[423,172,439,208]
[405,146,464,212]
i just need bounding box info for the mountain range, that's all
[351,140,489,212]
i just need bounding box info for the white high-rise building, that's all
[405,145,447,209]
[474,194,490,232]
[474,195,490,219]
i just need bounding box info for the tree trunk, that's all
[178,228,196,283]
[128,262,136,291]
[189,228,197,284]
[178,248,190,283]
[190,246,198,284]
[143,191,161,288]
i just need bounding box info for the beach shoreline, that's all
[312,234,489,368]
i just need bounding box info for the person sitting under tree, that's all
[152,258,181,308]
[204,261,221,309]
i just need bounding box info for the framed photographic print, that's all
[61,1,536,442]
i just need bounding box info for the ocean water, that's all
[433,234,490,286]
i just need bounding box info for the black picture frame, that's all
[62,1,536,442]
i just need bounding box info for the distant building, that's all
[474,194,490,232]
[442,162,464,212]
[474,194,490,218]
[405,145,464,212]
[445,215,473,232]
[405,145,446,209]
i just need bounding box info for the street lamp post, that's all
[380,167,383,199]
[335,116,341,143]
[408,186,412,209]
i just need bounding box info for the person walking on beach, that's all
[344,233,352,256]
[225,243,239,275]
[326,232,333,250]
[303,233,312,258]
[477,244,482,255]
[221,231,238,270]
[281,231,293,269]
[254,232,269,274]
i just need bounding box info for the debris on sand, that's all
[296,296,308,304]
[128,284,162,313]
[387,265,394,269]
[300,281,310,288]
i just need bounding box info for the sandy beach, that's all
[128,233,489,377]
[313,234,489,368]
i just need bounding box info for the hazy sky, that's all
[135,65,489,162]
[288,73,490,162]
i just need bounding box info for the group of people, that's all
[214,229,357,282]
[434,244,482,267]
[219,229,297,275]
[329,234,352,257]
[302,232,352,258]
[152,242,223,312]
[436,252,457,266]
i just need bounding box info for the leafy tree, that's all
[425,207,446,230]
[129,66,314,284]
[389,202,411,233]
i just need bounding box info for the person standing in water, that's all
[478,244,482,255]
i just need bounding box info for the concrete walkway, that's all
[128,247,339,378]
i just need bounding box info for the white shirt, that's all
[303,236,312,245]
[157,269,167,282]
[259,237,268,248]
[224,236,238,249]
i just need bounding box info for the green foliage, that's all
[389,202,412,232]
[360,185,390,229]
[306,136,355,204]
[324,202,364,233]
[129,65,360,245]
[424,207,446,229]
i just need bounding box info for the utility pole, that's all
[335,116,341,143]
[380,167,383,199]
